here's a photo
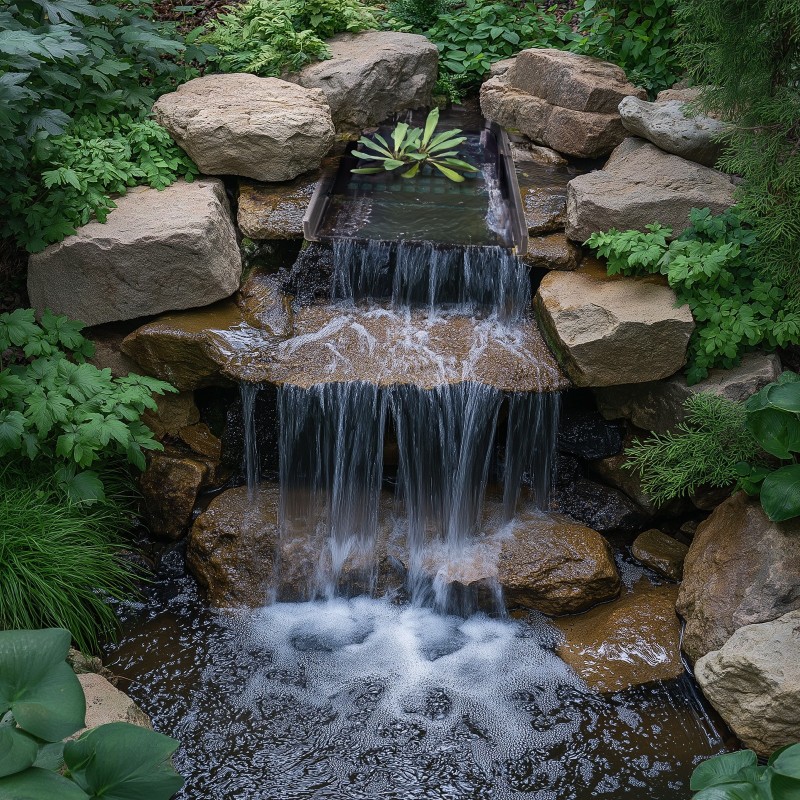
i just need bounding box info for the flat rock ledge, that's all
[28,179,241,327]
[481,49,645,159]
[566,137,738,242]
[695,610,800,756]
[153,74,335,182]
[287,31,438,131]
[534,261,694,387]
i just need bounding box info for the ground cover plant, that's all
[0,0,210,252]
[586,207,800,384]
[0,628,183,798]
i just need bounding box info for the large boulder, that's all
[594,352,782,433]
[152,75,335,182]
[554,581,683,691]
[566,137,738,242]
[28,180,241,327]
[480,49,645,159]
[676,492,800,663]
[695,610,800,756]
[288,32,437,131]
[534,261,694,387]
[618,96,727,167]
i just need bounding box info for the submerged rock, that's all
[676,492,800,663]
[554,580,683,691]
[534,262,694,387]
[631,529,688,581]
[287,32,438,131]
[28,179,241,326]
[153,75,335,182]
[694,610,800,756]
[565,137,738,242]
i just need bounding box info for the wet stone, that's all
[238,173,320,240]
[554,478,647,534]
[632,529,688,581]
[558,411,624,460]
[522,233,582,271]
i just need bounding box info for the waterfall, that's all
[240,383,260,500]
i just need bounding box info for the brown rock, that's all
[513,49,646,113]
[676,492,800,663]
[139,453,208,539]
[522,233,581,271]
[498,511,620,614]
[76,673,152,734]
[534,262,694,387]
[179,423,222,461]
[237,174,319,240]
[237,269,293,334]
[554,580,683,691]
[141,392,200,440]
[86,327,140,377]
[631,529,688,581]
[510,140,567,166]
[188,485,279,607]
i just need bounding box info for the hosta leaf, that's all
[760,464,800,522]
[770,743,800,775]
[0,726,39,778]
[746,408,800,459]
[766,382,800,413]
[691,750,758,791]
[0,767,89,799]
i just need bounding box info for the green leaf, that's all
[691,750,759,791]
[746,408,800,459]
[760,465,800,522]
[0,410,26,455]
[421,106,440,148]
[64,722,183,800]
[0,767,89,799]
[0,726,39,778]
[0,629,85,742]
[770,743,800,776]
[431,163,466,182]
[766,383,800,413]
[693,783,762,800]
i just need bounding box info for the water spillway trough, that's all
[106,108,735,799]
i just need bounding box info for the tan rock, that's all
[554,580,683,691]
[566,137,738,242]
[656,87,704,104]
[238,174,319,240]
[676,492,800,663]
[516,166,570,235]
[179,423,222,461]
[510,140,567,166]
[139,453,208,539]
[153,75,335,182]
[631,529,688,581]
[28,180,242,327]
[512,49,646,113]
[86,327,140,377]
[694,610,800,756]
[141,392,200,440]
[77,673,152,734]
[534,262,694,387]
[522,233,581,271]
[237,269,293,334]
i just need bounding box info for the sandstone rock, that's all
[510,140,567,166]
[28,180,241,326]
[694,610,800,756]
[481,76,628,159]
[188,485,278,607]
[141,392,200,440]
[179,423,222,461]
[153,75,334,182]
[594,352,782,433]
[237,268,293,334]
[139,453,208,539]
[554,478,647,533]
[619,96,727,167]
[522,233,581,271]
[631,529,688,581]
[516,160,573,235]
[656,87,704,104]
[513,49,646,113]
[566,138,738,242]
[77,673,152,734]
[534,262,694,387]
[289,32,437,131]
[677,492,800,663]
[555,580,683,691]
[86,327,140,377]
[238,174,319,240]
[498,511,620,614]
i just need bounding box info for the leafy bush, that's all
[0,628,183,798]
[201,0,379,75]
[586,207,800,383]
[677,0,800,311]
[624,393,760,505]
[690,743,800,799]
[0,0,209,252]
[0,308,175,501]
[625,372,800,522]
[0,466,137,652]
[388,0,452,31]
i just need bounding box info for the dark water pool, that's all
[106,552,732,800]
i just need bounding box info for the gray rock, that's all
[676,492,800,663]
[594,352,782,433]
[288,32,437,131]
[565,137,738,242]
[619,96,727,167]
[695,610,800,756]
[534,261,694,387]
[153,74,335,182]
[28,179,241,326]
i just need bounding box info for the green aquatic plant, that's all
[351,107,479,182]
[0,628,183,798]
